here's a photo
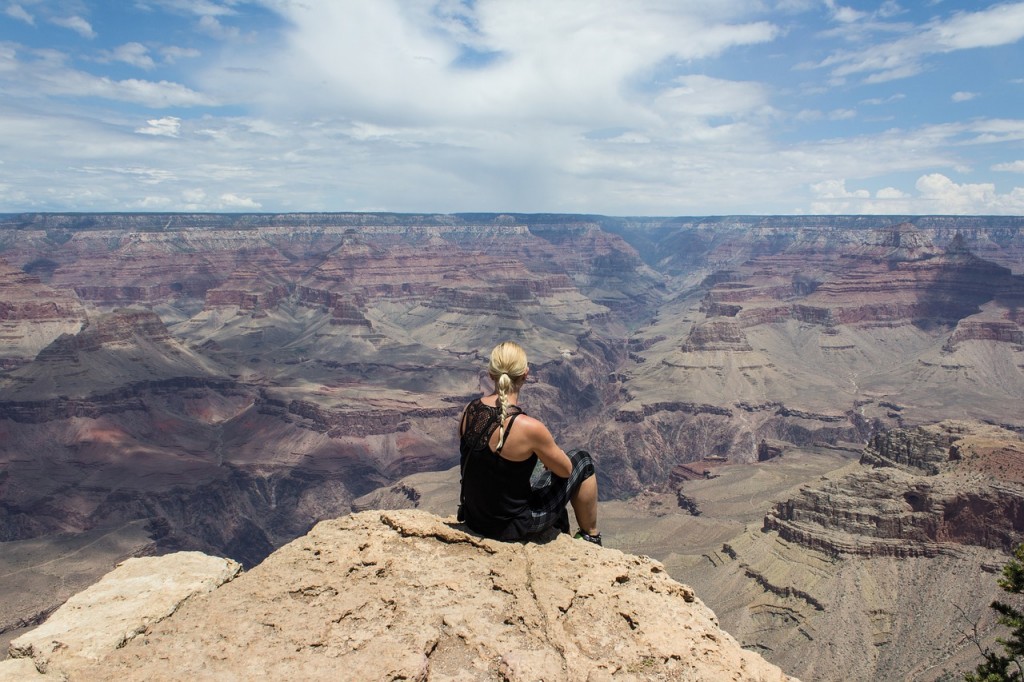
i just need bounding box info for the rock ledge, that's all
[5,510,793,681]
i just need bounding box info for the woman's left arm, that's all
[522,417,573,478]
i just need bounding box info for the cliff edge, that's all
[4,509,793,681]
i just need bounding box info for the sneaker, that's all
[574,530,603,546]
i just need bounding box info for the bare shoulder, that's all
[514,414,554,441]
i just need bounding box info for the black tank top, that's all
[459,399,536,540]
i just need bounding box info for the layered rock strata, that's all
[2,214,1024,679]
[681,421,1024,681]
[764,422,1024,558]
[0,259,85,368]
[695,224,1024,331]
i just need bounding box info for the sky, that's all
[1,0,1023,216]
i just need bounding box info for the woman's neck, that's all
[488,389,519,406]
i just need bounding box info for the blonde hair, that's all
[488,341,528,451]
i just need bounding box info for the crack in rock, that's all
[379,512,497,554]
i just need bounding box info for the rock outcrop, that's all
[4,510,793,682]
[4,552,240,680]
[764,422,1024,558]
[676,421,1024,681]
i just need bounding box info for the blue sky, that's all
[1,0,1023,215]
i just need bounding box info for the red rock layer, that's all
[697,224,1024,331]
[0,258,86,367]
[681,319,752,352]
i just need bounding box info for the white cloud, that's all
[933,3,1024,50]
[951,91,977,102]
[5,3,33,24]
[811,173,1024,214]
[606,131,651,145]
[51,15,95,39]
[80,166,179,185]
[134,195,173,208]
[160,45,201,63]
[218,192,261,209]
[993,160,1024,172]
[811,178,870,199]
[182,188,206,203]
[144,0,238,18]
[827,1,867,24]
[214,1,779,125]
[100,43,156,69]
[875,187,908,199]
[0,43,17,72]
[964,119,1024,144]
[135,116,182,137]
[652,75,771,121]
[861,93,905,106]
[915,173,996,211]
[877,1,903,19]
[818,3,1024,84]
[197,14,240,39]
[0,46,217,106]
[829,108,856,120]
[77,76,215,107]
[795,109,823,122]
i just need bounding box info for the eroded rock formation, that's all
[763,422,1024,559]
[678,421,1024,681]
[0,259,85,369]
[3,214,1022,549]
[4,510,794,682]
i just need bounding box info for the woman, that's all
[458,341,601,545]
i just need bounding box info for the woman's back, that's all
[459,399,537,540]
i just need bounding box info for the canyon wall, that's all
[1,213,1022,554]
[672,420,1024,681]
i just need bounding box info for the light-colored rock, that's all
[7,552,241,678]
[0,657,46,681]
[55,510,792,681]
[674,420,1024,682]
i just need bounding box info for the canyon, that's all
[2,212,1024,679]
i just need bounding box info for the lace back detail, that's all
[462,400,523,455]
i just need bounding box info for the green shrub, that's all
[967,544,1024,681]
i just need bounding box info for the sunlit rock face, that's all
[766,426,1024,559]
[0,212,1022,571]
[672,420,1024,682]
[4,511,795,682]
